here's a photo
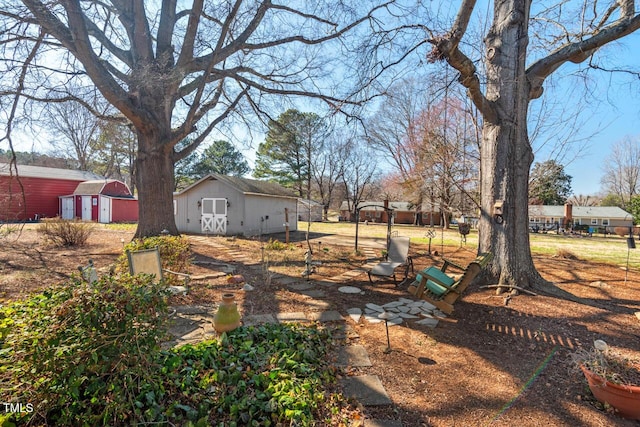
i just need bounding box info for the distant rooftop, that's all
[528,205,632,219]
[0,163,102,181]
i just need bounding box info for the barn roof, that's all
[0,163,101,181]
[73,180,107,195]
[178,174,298,198]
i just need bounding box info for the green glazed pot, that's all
[213,293,241,333]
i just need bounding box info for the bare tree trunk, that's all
[477,0,548,290]
[134,132,178,238]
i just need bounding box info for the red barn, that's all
[59,180,138,223]
[0,163,101,222]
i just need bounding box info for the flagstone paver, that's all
[276,312,308,323]
[347,307,363,323]
[336,345,372,367]
[341,375,392,406]
[242,313,277,326]
[300,289,326,298]
[306,310,344,322]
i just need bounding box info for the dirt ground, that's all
[1,224,640,427]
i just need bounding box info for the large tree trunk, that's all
[477,0,548,290]
[134,131,179,238]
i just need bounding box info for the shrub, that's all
[0,274,170,425]
[114,235,192,285]
[265,238,290,251]
[36,217,93,246]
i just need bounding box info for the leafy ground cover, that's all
[0,272,351,426]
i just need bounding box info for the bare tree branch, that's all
[527,6,640,99]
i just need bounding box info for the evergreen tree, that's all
[529,160,572,205]
[254,109,326,197]
[175,140,249,190]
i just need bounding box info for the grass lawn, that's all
[300,221,640,269]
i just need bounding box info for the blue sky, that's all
[5,4,640,199]
[531,31,640,196]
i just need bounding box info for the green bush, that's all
[114,235,192,286]
[36,218,93,246]
[0,274,170,425]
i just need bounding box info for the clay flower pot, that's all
[213,293,241,333]
[580,364,640,420]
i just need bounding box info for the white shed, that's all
[173,174,298,236]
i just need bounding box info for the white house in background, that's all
[528,204,633,230]
[173,174,298,236]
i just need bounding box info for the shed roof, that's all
[528,205,632,219]
[177,174,297,198]
[0,163,101,181]
[73,180,110,195]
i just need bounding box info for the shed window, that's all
[573,218,581,225]
[602,219,610,226]
[591,218,598,225]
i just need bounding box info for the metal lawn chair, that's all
[367,236,413,284]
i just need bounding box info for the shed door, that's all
[99,196,111,223]
[201,198,227,234]
[61,198,74,220]
[81,196,92,221]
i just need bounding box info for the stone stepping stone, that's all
[364,420,403,427]
[340,375,392,406]
[307,310,344,322]
[288,282,316,291]
[419,301,437,310]
[242,314,277,326]
[315,280,337,287]
[363,314,383,324]
[277,276,300,285]
[397,312,419,319]
[415,317,440,328]
[300,289,326,298]
[190,271,227,280]
[386,317,403,326]
[338,286,363,294]
[173,305,213,315]
[382,301,403,308]
[276,312,308,323]
[346,307,362,323]
[366,303,384,313]
[336,345,372,367]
